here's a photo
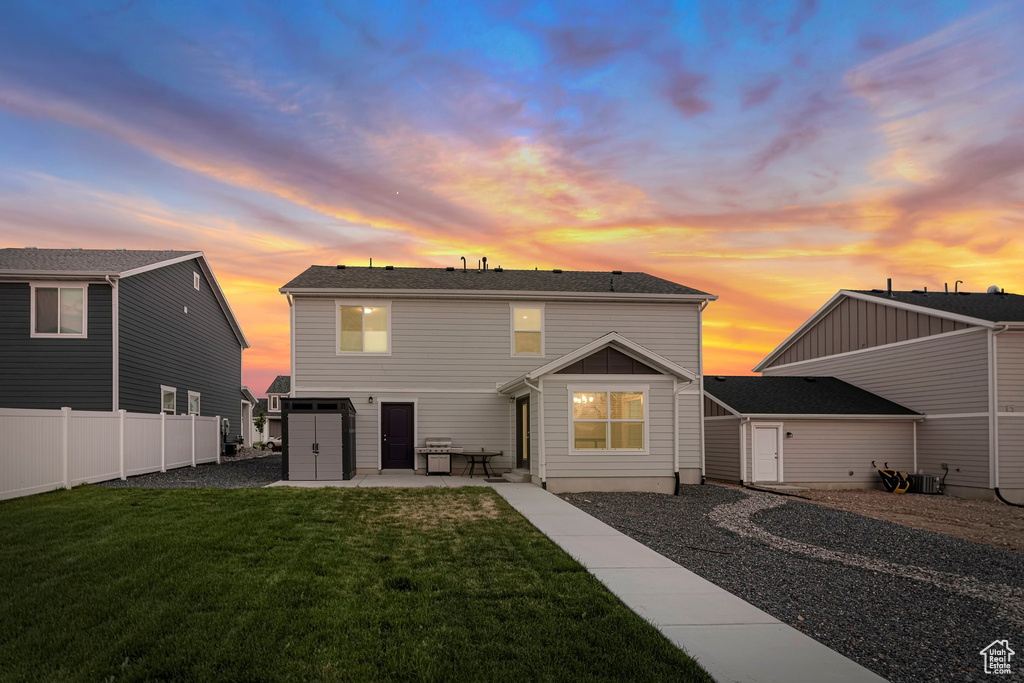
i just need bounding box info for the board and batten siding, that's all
[705,396,734,417]
[118,259,242,440]
[0,282,112,411]
[292,297,700,391]
[704,417,740,481]
[540,377,687,478]
[765,296,971,369]
[762,327,991,415]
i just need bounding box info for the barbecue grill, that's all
[415,437,462,475]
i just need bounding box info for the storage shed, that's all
[703,376,923,488]
[282,397,356,481]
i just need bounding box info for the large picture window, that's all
[31,284,87,337]
[511,304,543,355]
[570,389,646,452]
[337,302,390,354]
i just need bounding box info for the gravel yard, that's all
[563,485,1024,683]
[97,452,281,489]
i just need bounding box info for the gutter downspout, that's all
[990,325,1022,506]
[698,299,710,486]
[739,417,750,484]
[674,379,695,495]
[287,293,296,397]
[525,380,545,488]
[107,275,119,412]
[912,421,917,474]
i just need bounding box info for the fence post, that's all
[119,409,126,480]
[216,415,221,465]
[191,414,196,468]
[160,412,166,472]
[61,407,71,490]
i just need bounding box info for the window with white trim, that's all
[188,391,201,415]
[511,304,543,355]
[31,284,87,337]
[269,396,280,412]
[571,389,646,452]
[337,302,390,354]
[193,272,200,290]
[161,386,176,415]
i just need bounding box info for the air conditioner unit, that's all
[908,473,940,495]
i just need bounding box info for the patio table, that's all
[462,450,503,478]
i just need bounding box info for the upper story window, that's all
[188,391,201,415]
[193,272,200,290]
[269,396,280,412]
[511,304,544,356]
[570,388,647,453]
[31,283,87,338]
[161,386,176,415]
[337,301,390,354]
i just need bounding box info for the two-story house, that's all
[750,285,1024,503]
[0,248,249,442]
[280,263,716,493]
[263,374,290,439]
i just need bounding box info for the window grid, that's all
[570,389,646,452]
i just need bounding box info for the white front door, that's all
[752,425,781,482]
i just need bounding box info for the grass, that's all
[0,486,710,682]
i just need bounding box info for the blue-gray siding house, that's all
[0,248,249,441]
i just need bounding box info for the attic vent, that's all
[337,265,346,269]
[494,266,503,272]
[612,270,622,275]
[552,268,563,274]
[445,266,455,272]
[24,246,37,249]
[715,376,726,381]
[803,377,817,382]
[116,248,126,252]
[385,265,394,271]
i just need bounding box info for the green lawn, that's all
[0,486,710,681]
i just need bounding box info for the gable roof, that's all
[0,248,248,348]
[266,375,291,394]
[281,266,714,300]
[241,386,258,405]
[704,376,920,417]
[853,289,1024,323]
[255,398,268,414]
[499,332,697,393]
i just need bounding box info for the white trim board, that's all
[750,422,784,483]
[704,392,742,416]
[29,281,90,339]
[282,288,717,304]
[294,386,501,394]
[509,301,545,358]
[758,326,987,373]
[334,299,392,356]
[567,384,650,456]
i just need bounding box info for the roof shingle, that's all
[0,248,197,274]
[266,375,291,394]
[704,376,919,416]
[853,289,1024,323]
[281,266,711,297]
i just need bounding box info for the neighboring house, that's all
[264,374,290,438]
[703,376,921,486]
[0,248,249,442]
[752,286,1024,503]
[241,386,258,447]
[280,264,715,493]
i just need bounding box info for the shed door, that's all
[288,414,317,481]
[315,413,344,480]
[752,425,781,482]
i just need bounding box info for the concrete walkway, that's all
[269,477,884,681]
[493,484,886,683]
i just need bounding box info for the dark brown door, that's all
[381,403,415,469]
[516,395,530,469]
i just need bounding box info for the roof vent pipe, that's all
[369,258,373,268]
[461,256,466,272]
[955,280,963,293]
[945,282,949,293]
[482,256,487,271]
[887,278,892,297]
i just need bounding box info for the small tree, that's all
[254,410,267,437]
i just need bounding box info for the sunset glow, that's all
[1,1,1022,395]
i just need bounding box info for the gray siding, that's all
[705,396,734,417]
[766,296,970,369]
[999,419,1024,487]
[997,331,1024,411]
[705,417,740,481]
[915,417,990,488]
[771,420,913,484]
[541,377,680,478]
[292,297,700,391]
[118,259,242,440]
[763,328,991,415]
[0,282,112,411]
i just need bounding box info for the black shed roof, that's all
[281,266,712,297]
[704,376,919,416]
[853,289,1024,323]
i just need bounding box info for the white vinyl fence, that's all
[0,407,220,501]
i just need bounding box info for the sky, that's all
[1,1,1023,396]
